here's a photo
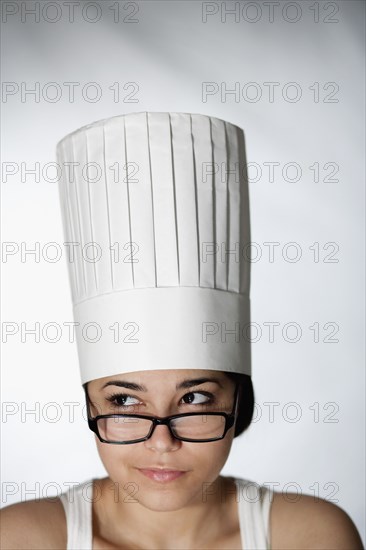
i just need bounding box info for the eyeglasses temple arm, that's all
[83,383,94,419]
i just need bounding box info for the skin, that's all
[86,368,240,549]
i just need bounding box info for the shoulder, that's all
[270,489,364,549]
[0,496,67,549]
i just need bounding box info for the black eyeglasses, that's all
[84,383,240,444]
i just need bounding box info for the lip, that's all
[139,466,186,471]
[137,468,187,483]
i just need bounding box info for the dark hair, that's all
[224,372,255,438]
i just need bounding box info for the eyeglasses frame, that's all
[83,382,240,444]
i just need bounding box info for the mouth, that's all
[136,468,188,483]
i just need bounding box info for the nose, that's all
[144,423,181,452]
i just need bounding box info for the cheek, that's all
[94,437,134,475]
[193,437,234,478]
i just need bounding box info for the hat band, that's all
[73,286,251,384]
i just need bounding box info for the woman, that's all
[2,112,363,549]
[2,367,363,549]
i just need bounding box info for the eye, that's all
[180,391,215,406]
[106,393,140,408]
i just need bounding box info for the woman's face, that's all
[86,369,238,512]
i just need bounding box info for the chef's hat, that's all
[56,112,251,385]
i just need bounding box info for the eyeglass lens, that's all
[97,414,227,443]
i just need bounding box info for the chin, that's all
[115,468,202,510]
[137,494,191,512]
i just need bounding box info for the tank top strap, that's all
[234,477,272,550]
[59,479,94,550]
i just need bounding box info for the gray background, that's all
[1,0,365,544]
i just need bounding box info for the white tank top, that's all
[59,476,272,549]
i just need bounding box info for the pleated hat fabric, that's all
[56,112,251,385]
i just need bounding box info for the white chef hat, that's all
[56,112,251,385]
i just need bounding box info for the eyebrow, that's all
[100,377,224,391]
